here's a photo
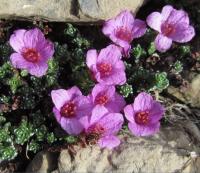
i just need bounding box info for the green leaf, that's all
[173,60,183,74]
[30,111,46,128]
[47,59,59,74]
[153,72,169,91]
[14,119,34,145]
[64,24,77,37]
[63,136,78,144]
[131,44,146,63]
[35,125,47,141]
[20,70,28,77]
[47,132,57,144]
[0,128,10,142]
[0,145,17,161]
[0,62,12,79]
[28,140,41,153]
[8,74,23,94]
[179,45,191,57]
[119,83,133,98]
[0,95,10,104]
[0,116,6,124]
[148,42,156,55]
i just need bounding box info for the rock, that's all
[167,74,200,108]
[26,151,57,173]
[0,0,147,22]
[56,126,200,173]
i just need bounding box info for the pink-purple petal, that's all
[60,117,84,135]
[67,86,82,100]
[155,34,172,52]
[90,105,108,124]
[53,107,61,123]
[124,104,135,123]
[161,5,174,21]
[171,24,195,43]
[51,89,69,110]
[9,29,26,53]
[166,9,189,26]
[106,93,126,113]
[91,84,115,103]
[98,44,122,64]
[146,12,162,32]
[100,70,126,85]
[149,102,165,124]
[133,92,154,112]
[115,10,135,29]
[110,35,130,49]
[86,49,98,68]
[74,95,92,118]
[102,19,115,36]
[23,28,45,49]
[121,44,131,57]
[98,135,121,149]
[132,19,147,38]
[37,40,54,61]
[99,113,124,136]
[128,122,160,137]
[79,115,90,130]
[10,53,31,69]
[28,61,48,77]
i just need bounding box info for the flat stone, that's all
[0,0,147,22]
[57,126,200,173]
[26,126,200,173]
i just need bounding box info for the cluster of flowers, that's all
[9,5,195,149]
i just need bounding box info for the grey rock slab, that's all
[26,126,200,173]
[0,0,147,22]
[57,126,200,173]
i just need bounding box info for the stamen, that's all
[22,48,40,63]
[95,94,109,105]
[60,101,77,118]
[135,111,149,125]
[115,27,132,42]
[97,63,112,77]
[161,23,175,36]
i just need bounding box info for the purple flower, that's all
[86,44,126,85]
[9,28,54,77]
[102,10,146,56]
[147,5,195,52]
[83,105,124,149]
[89,83,126,113]
[124,92,164,136]
[51,86,92,135]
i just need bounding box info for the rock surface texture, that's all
[26,126,200,173]
[167,74,200,108]
[0,0,146,22]
[26,151,58,173]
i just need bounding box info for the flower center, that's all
[115,27,132,42]
[22,48,40,63]
[161,23,175,37]
[86,124,105,145]
[135,111,149,125]
[97,63,112,77]
[60,101,76,118]
[95,94,109,106]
